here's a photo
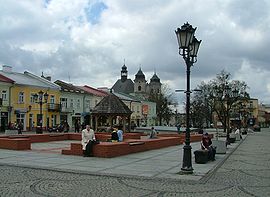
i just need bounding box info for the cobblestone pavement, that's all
[0,130,269,197]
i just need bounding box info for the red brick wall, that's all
[0,138,31,150]
[62,137,182,158]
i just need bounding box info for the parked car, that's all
[253,125,261,132]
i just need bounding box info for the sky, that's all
[1,0,270,105]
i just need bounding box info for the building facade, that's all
[0,66,61,131]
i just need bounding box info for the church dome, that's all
[150,73,160,83]
[135,68,145,79]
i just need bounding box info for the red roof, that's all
[0,73,14,83]
[79,85,108,97]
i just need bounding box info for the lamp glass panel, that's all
[190,38,201,57]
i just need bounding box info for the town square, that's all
[1,0,270,196]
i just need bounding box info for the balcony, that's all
[47,103,61,112]
[60,105,73,113]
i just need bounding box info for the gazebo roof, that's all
[92,93,132,115]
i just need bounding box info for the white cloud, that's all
[0,0,270,103]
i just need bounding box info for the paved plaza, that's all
[0,129,269,196]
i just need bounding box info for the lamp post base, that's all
[181,144,193,174]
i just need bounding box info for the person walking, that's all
[17,121,23,134]
[81,125,96,157]
[75,119,81,133]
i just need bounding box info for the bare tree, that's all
[192,70,249,138]
[149,84,177,125]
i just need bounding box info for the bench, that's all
[5,130,18,135]
[194,149,209,164]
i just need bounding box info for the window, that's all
[30,93,36,103]
[138,86,141,91]
[77,99,80,109]
[50,95,55,104]
[49,95,55,109]
[18,92,24,103]
[1,90,7,101]
[16,113,25,128]
[70,99,74,108]
[85,99,90,108]
[60,98,67,108]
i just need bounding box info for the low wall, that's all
[158,133,213,143]
[0,134,69,150]
[0,138,31,150]
[0,132,204,152]
[62,136,182,158]
[0,132,143,151]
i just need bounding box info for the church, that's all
[112,64,162,97]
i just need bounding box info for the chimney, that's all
[46,76,52,81]
[2,65,12,73]
[41,72,51,81]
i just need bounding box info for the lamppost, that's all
[175,22,201,173]
[33,91,49,134]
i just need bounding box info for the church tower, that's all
[134,68,147,94]
[148,72,162,94]
[111,64,134,94]
[121,64,128,82]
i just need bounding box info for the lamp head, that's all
[175,22,196,49]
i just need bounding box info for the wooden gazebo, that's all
[91,93,132,132]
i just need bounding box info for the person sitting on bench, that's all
[149,127,157,139]
[81,125,96,157]
[201,133,216,161]
[111,127,119,142]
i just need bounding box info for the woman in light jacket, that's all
[81,125,96,157]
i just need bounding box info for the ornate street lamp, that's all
[34,91,49,134]
[175,22,202,174]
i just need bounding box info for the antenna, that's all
[68,73,71,82]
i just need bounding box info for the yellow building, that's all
[0,73,14,132]
[0,66,61,132]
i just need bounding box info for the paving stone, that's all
[0,130,270,196]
